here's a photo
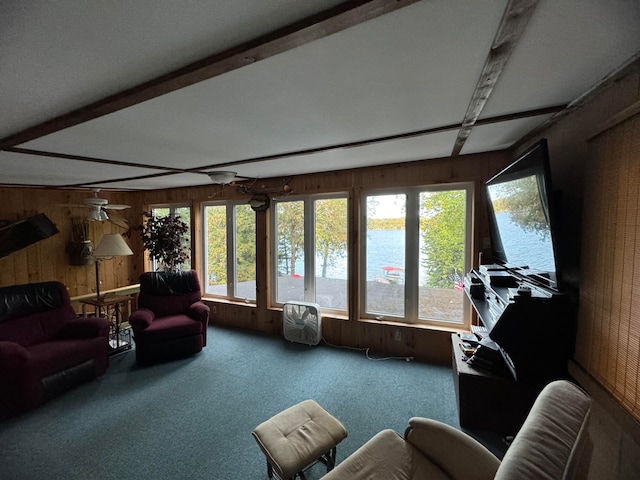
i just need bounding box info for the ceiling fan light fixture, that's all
[207,171,237,184]
[87,207,109,222]
[87,207,101,221]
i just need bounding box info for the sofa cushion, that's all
[494,380,592,480]
[0,281,67,323]
[27,337,108,379]
[323,429,452,480]
[138,293,201,318]
[0,304,76,346]
[140,270,200,295]
[133,314,202,343]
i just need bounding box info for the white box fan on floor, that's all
[283,302,322,346]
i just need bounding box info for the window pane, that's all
[149,206,191,271]
[234,204,256,300]
[205,205,227,295]
[365,194,405,317]
[276,201,305,303]
[315,198,348,310]
[418,189,466,323]
[175,206,191,269]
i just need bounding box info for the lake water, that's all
[495,212,556,270]
[298,229,414,282]
[309,215,556,283]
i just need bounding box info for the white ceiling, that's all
[1,0,639,191]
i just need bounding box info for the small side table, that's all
[80,295,133,355]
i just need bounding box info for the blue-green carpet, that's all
[0,326,495,479]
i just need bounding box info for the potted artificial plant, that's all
[140,211,189,271]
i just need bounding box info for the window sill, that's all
[358,317,466,334]
[202,296,256,307]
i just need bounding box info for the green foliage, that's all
[276,198,348,278]
[489,175,549,238]
[420,190,466,288]
[315,198,348,277]
[234,205,256,282]
[205,206,227,285]
[141,211,189,271]
[367,217,404,230]
[277,201,304,275]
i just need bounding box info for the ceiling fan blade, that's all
[107,213,129,229]
[103,204,131,210]
[55,203,89,208]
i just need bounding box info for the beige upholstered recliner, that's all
[322,380,592,480]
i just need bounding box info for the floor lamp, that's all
[93,233,133,300]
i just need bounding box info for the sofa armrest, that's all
[59,316,110,338]
[129,308,155,330]
[404,417,501,480]
[188,301,210,345]
[188,301,210,322]
[0,341,30,368]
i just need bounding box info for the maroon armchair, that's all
[129,270,209,364]
[0,281,110,415]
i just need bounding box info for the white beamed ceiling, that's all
[1,0,639,190]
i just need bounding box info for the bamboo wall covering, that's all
[577,113,640,422]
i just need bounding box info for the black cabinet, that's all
[452,334,537,434]
[452,265,577,434]
[464,266,576,386]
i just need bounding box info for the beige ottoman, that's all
[252,399,348,480]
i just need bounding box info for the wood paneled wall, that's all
[0,151,510,364]
[0,189,144,296]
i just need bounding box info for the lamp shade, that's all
[94,234,133,259]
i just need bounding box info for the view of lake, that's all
[301,229,432,283]
[495,212,555,270]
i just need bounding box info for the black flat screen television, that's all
[485,139,563,291]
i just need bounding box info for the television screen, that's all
[485,139,561,290]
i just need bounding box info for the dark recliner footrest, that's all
[41,359,95,401]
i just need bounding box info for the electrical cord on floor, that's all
[321,337,414,362]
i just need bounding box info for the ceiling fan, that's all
[57,189,131,227]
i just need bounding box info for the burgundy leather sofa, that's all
[129,270,210,364]
[0,281,110,415]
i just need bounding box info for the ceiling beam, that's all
[0,0,419,150]
[451,0,539,156]
[55,105,564,189]
[5,147,186,172]
[194,105,564,172]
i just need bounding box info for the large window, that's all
[148,204,191,270]
[273,195,348,313]
[362,184,472,325]
[203,202,256,301]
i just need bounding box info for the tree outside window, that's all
[147,205,191,271]
[204,202,256,301]
[274,195,348,312]
[363,185,471,325]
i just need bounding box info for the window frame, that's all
[201,200,257,303]
[146,203,192,272]
[360,182,473,328]
[271,192,350,316]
